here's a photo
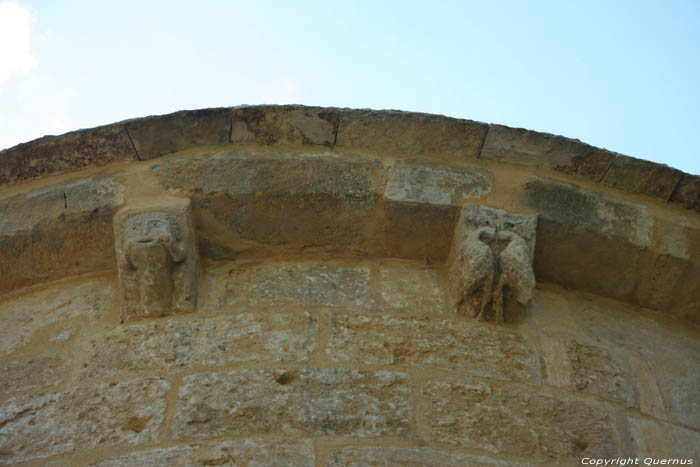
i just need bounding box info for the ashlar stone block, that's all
[326,312,539,382]
[384,160,492,205]
[81,311,318,378]
[172,368,410,439]
[448,205,537,322]
[541,336,635,406]
[0,355,71,394]
[113,198,198,321]
[94,439,315,467]
[0,378,169,465]
[420,377,617,461]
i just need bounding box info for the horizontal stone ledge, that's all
[1,153,696,325]
[150,151,384,259]
[602,154,683,201]
[1,105,697,215]
[520,177,654,248]
[670,173,700,213]
[335,108,488,159]
[0,153,492,296]
[384,160,492,205]
[520,177,700,323]
[151,151,382,197]
[125,107,232,160]
[0,177,124,295]
[151,152,492,262]
[480,123,616,181]
[232,105,339,146]
[0,122,136,187]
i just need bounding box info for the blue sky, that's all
[1,0,699,174]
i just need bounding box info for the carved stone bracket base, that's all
[113,198,199,322]
[448,205,537,323]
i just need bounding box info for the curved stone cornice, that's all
[1,106,699,326]
[1,105,698,213]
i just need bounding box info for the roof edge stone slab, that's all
[2,105,696,214]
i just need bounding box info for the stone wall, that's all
[0,106,698,466]
[1,263,698,465]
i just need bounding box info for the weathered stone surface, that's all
[665,261,700,324]
[657,220,695,261]
[666,365,700,430]
[81,312,317,378]
[0,279,114,355]
[113,198,199,321]
[480,124,615,181]
[125,108,231,160]
[670,173,700,214]
[381,201,458,262]
[382,160,494,259]
[0,378,169,464]
[325,446,528,467]
[420,377,616,461]
[151,152,380,256]
[602,155,683,200]
[520,177,653,301]
[449,206,536,322]
[378,265,445,313]
[336,109,488,159]
[0,355,71,394]
[628,415,700,459]
[629,346,700,429]
[231,105,338,146]
[0,177,123,294]
[0,177,123,236]
[94,439,315,467]
[384,160,492,205]
[529,290,700,429]
[633,216,700,323]
[0,123,135,187]
[199,264,243,311]
[250,263,372,308]
[152,152,379,198]
[49,328,75,343]
[541,336,634,406]
[172,369,410,438]
[521,178,652,247]
[634,253,690,314]
[523,189,698,321]
[327,313,539,382]
[629,356,667,420]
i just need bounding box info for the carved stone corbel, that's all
[113,198,199,321]
[448,206,537,322]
